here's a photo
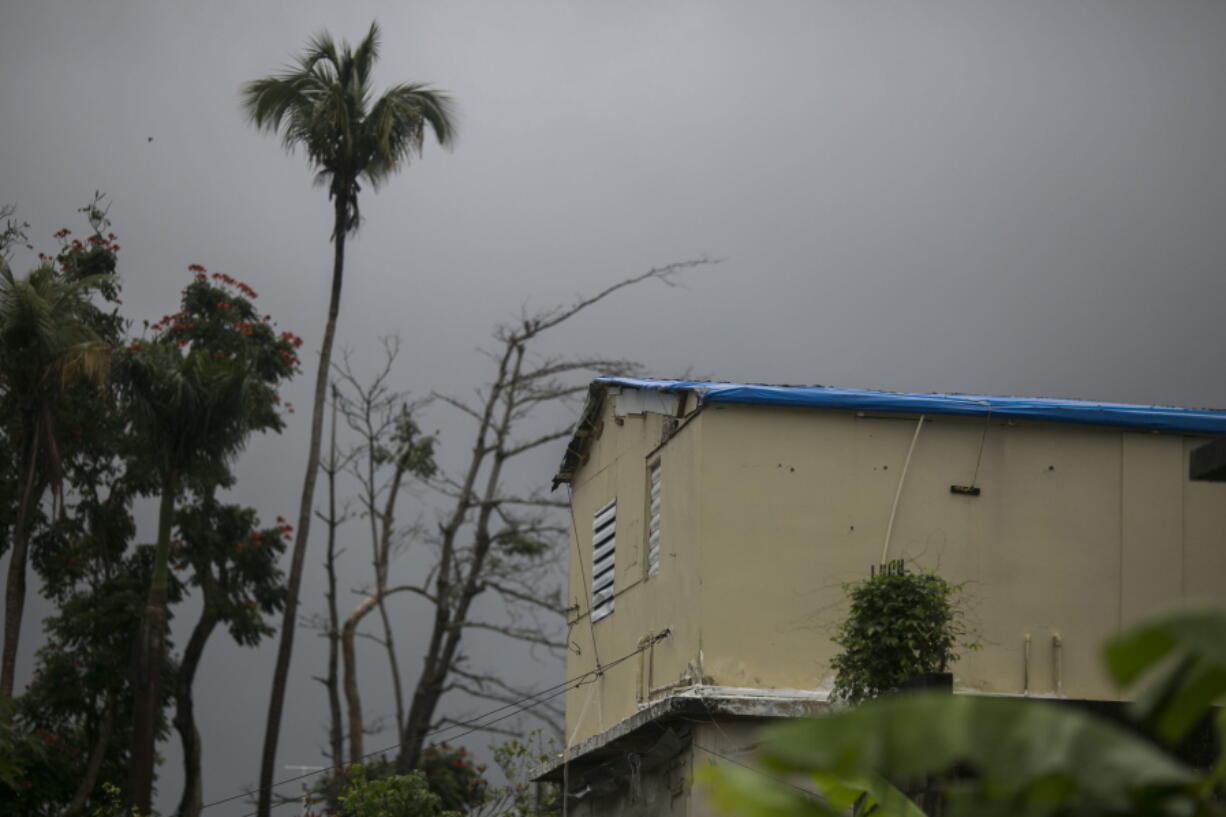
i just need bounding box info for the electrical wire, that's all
[690,741,826,803]
[199,638,657,814]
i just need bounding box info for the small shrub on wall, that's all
[830,561,973,703]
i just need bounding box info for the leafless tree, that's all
[312,386,353,774]
[332,340,438,762]
[388,259,710,772]
[309,260,710,783]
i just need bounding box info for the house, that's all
[536,377,1226,815]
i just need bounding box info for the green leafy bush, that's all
[309,747,485,815]
[337,766,457,817]
[830,564,972,703]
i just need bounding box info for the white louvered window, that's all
[646,462,661,577]
[591,499,617,622]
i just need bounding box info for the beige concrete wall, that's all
[697,403,1226,701]
[563,391,1226,743]
[565,392,707,745]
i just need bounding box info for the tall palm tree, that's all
[0,260,112,701]
[121,342,254,815]
[242,22,456,815]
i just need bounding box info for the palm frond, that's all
[243,20,458,236]
[363,85,457,188]
[350,21,381,102]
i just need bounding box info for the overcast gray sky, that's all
[4,1,1226,814]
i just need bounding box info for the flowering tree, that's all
[123,268,301,814]
[0,204,118,701]
[0,210,298,815]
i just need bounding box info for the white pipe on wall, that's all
[882,415,926,563]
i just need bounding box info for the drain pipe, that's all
[882,415,926,563]
[1052,633,1063,696]
[1022,634,1032,696]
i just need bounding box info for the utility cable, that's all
[691,741,827,804]
[200,637,658,814]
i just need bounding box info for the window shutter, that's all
[591,499,616,622]
[647,463,661,577]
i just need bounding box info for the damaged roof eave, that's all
[550,381,611,490]
[550,378,706,490]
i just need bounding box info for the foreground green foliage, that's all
[701,606,1226,817]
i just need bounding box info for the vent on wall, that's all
[592,499,617,622]
[647,463,661,577]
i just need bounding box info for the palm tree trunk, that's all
[174,583,219,817]
[129,472,177,815]
[1,428,41,701]
[257,195,349,817]
[323,386,345,776]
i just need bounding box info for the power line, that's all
[242,680,584,817]
[691,741,827,804]
[204,673,578,813]
[201,637,658,814]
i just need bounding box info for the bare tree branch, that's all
[500,428,574,459]
[483,580,566,616]
[430,392,482,422]
[451,621,567,651]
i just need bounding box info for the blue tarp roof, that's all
[595,377,1226,435]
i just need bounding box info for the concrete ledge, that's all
[532,685,830,782]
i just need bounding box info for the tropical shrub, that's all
[336,766,456,817]
[830,562,972,703]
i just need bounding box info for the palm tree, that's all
[0,259,112,701]
[121,341,254,815]
[241,22,456,815]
